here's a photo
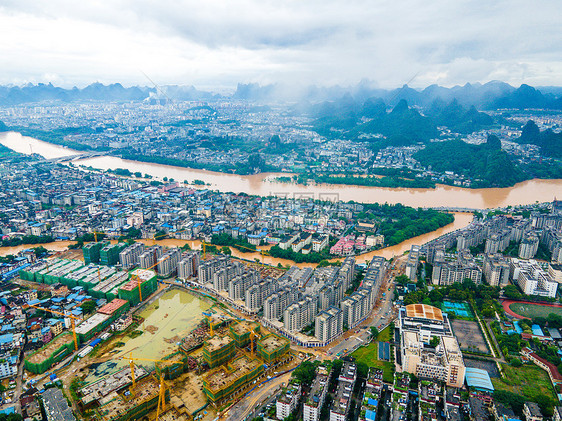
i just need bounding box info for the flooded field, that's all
[85,288,211,382]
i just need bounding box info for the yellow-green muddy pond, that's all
[84,288,211,381]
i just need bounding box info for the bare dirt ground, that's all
[451,319,490,354]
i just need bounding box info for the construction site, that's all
[19,250,297,421]
[51,295,296,421]
[25,332,77,374]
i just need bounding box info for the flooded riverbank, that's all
[0,212,474,264]
[1,131,562,209]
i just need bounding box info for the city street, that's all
[223,371,292,421]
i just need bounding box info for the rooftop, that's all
[205,335,233,352]
[258,334,288,352]
[42,388,76,421]
[465,368,494,392]
[405,304,444,322]
[98,298,128,315]
[74,313,110,335]
[130,268,156,282]
[204,355,262,391]
[306,366,329,407]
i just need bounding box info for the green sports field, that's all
[509,302,562,319]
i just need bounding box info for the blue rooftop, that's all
[532,324,545,337]
[365,410,376,420]
[465,367,494,392]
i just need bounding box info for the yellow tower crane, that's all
[203,312,221,336]
[91,231,107,243]
[248,329,260,357]
[27,304,81,351]
[121,353,177,420]
[235,244,270,264]
[130,254,171,303]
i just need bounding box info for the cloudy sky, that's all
[1,0,561,89]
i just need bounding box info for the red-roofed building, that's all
[98,298,129,317]
[522,347,562,385]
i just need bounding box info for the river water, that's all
[1,131,561,209]
[0,212,473,266]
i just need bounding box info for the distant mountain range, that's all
[1,81,561,110]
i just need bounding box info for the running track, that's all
[502,299,562,319]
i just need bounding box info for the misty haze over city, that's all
[1,0,562,89]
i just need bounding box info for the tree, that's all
[395,275,409,285]
[220,246,232,255]
[292,361,316,385]
[370,326,379,340]
[510,358,522,367]
[80,300,96,314]
[248,153,265,173]
[429,336,440,347]
[503,285,522,300]
[32,246,48,257]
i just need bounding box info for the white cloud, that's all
[0,0,561,88]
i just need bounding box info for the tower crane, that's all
[235,244,270,264]
[201,241,212,260]
[120,353,177,420]
[27,304,81,351]
[249,329,260,357]
[130,254,171,303]
[202,311,220,336]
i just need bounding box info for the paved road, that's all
[224,372,291,421]
[326,257,403,358]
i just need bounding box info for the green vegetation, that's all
[108,168,133,177]
[0,413,23,421]
[68,232,107,249]
[351,99,439,144]
[80,300,96,315]
[351,341,394,383]
[517,120,562,158]
[269,244,333,264]
[1,234,54,247]
[415,135,524,188]
[490,321,527,357]
[119,149,278,176]
[291,360,318,385]
[287,173,436,189]
[11,125,101,151]
[415,133,562,188]
[426,99,494,134]
[357,203,454,246]
[493,364,557,417]
[32,246,48,257]
[128,330,143,339]
[404,280,501,317]
[0,143,27,161]
[210,233,256,252]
